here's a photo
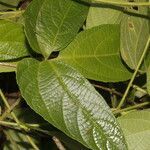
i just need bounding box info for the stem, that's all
[92,0,150,6]
[0,62,17,68]
[114,102,150,114]
[132,85,148,94]
[52,136,66,150]
[93,84,123,97]
[0,89,39,150]
[0,10,24,15]
[117,36,150,109]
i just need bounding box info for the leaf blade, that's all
[17,58,127,150]
[58,25,132,82]
[0,20,29,61]
[24,0,89,58]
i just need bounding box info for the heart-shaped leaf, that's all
[58,25,132,82]
[17,58,127,150]
[24,0,89,58]
[118,110,150,150]
[0,20,29,60]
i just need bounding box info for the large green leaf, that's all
[118,110,150,150]
[17,58,127,150]
[0,20,29,60]
[24,0,89,58]
[58,25,132,82]
[147,65,150,95]
[120,0,149,69]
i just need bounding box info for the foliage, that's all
[0,0,150,149]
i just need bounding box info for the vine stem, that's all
[0,89,39,150]
[92,0,150,6]
[114,102,150,114]
[0,10,24,15]
[117,36,150,109]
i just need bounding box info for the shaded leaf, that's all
[118,110,150,150]
[86,0,149,70]
[17,58,127,150]
[0,0,21,11]
[147,65,150,95]
[86,2,123,28]
[0,20,29,60]
[58,25,132,82]
[24,0,89,58]
[120,1,149,69]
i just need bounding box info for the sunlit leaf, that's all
[24,0,89,58]
[17,58,127,150]
[58,25,132,82]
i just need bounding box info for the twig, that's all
[0,89,39,150]
[52,136,66,150]
[114,101,150,114]
[93,84,123,97]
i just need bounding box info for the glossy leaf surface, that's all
[0,20,29,60]
[24,0,89,58]
[118,110,150,150]
[17,58,127,150]
[58,25,132,82]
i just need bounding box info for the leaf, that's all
[0,20,30,61]
[0,62,17,73]
[86,1,123,29]
[17,58,127,150]
[86,0,149,70]
[24,0,89,58]
[120,0,149,69]
[147,65,150,95]
[0,0,21,11]
[58,25,132,82]
[118,110,150,150]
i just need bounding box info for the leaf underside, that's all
[17,58,127,150]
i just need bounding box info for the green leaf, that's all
[118,110,150,150]
[58,25,132,82]
[0,20,29,61]
[86,0,149,70]
[0,0,21,10]
[147,65,150,95]
[120,1,149,69]
[17,58,127,150]
[0,62,17,73]
[24,0,89,58]
[86,1,123,29]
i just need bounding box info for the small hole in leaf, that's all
[128,22,134,29]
